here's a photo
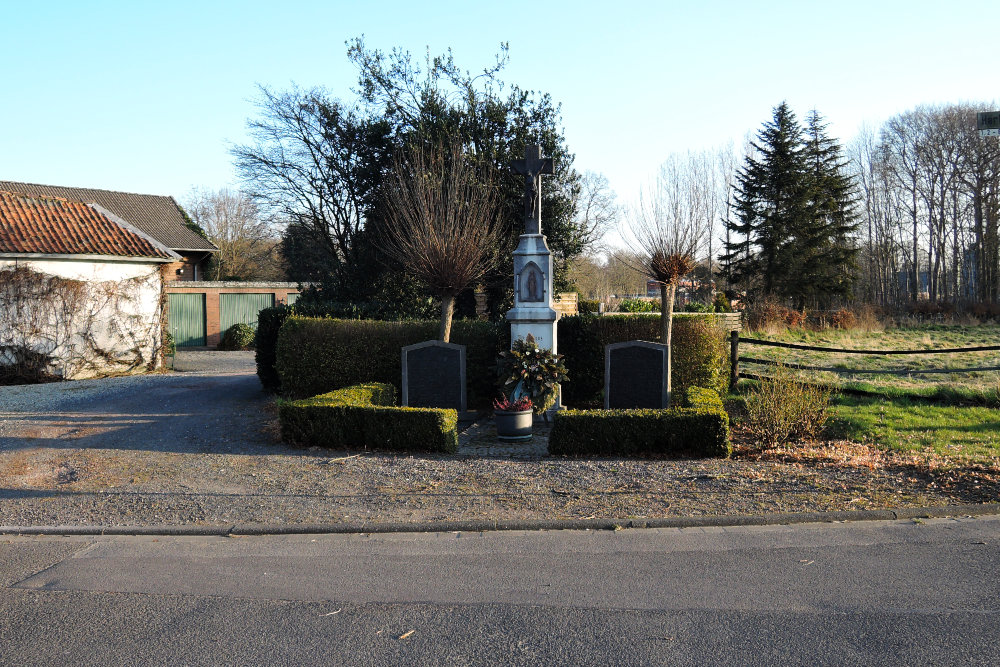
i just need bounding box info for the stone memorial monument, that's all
[507,145,560,353]
[401,340,467,412]
[605,340,670,409]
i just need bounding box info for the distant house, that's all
[0,180,217,280]
[0,190,179,379]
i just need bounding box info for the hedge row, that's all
[277,382,458,453]
[254,301,434,392]
[275,317,507,404]
[264,313,729,408]
[558,314,729,405]
[548,387,731,458]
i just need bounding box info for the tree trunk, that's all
[439,292,456,343]
[660,282,676,407]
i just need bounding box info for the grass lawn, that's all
[825,394,1000,464]
[741,324,1000,403]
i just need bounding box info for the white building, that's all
[0,190,179,379]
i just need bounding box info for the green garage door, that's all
[167,293,206,347]
[220,293,275,333]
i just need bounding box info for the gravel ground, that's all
[1,351,998,528]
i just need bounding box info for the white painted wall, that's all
[0,258,165,379]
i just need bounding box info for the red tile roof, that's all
[0,180,217,252]
[0,191,174,259]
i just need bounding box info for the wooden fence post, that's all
[729,330,739,393]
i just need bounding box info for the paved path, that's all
[1,516,999,665]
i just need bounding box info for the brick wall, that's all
[165,281,301,347]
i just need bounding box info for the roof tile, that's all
[0,191,174,259]
[0,180,217,252]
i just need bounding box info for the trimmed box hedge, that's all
[278,382,458,453]
[558,314,730,405]
[548,387,731,458]
[275,317,507,404]
[269,313,728,408]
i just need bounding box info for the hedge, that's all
[277,382,458,453]
[268,312,728,408]
[558,314,729,405]
[255,300,440,392]
[548,386,731,458]
[275,317,508,404]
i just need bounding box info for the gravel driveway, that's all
[1,351,998,529]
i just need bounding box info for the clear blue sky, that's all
[1,1,995,204]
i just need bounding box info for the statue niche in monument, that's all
[518,262,544,303]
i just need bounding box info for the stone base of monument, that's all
[605,340,670,409]
[401,340,467,412]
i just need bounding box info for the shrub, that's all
[548,387,730,458]
[618,298,658,313]
[275,317,507,405]
[254,300,438,392]
[712,292,732,313]
[830,308,857,330]
[683,300,714,313]
[495,335,569,413]
[557,314,728,406]
[745,299,806,332]
[578,299,602,315]
[743,365,832,446]
[278,382,457,453]
[219,323,256,350]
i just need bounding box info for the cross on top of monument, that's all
[511,144,553,235]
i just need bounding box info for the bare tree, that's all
[379,140,504,342]
[621,155,709,404]
[185,188,279,280]
[231,86,391,294]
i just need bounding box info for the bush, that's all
[255,301,439,392]
[557,314,728,406]
[278,382,457,453]
[743,365,832,446]
[548,387,730,458]
[618,298,658,313]
[683,301,714,313]
[219,323,256,350]
[745,299,806,332]
[712,292,732,313]
[275,317,507,405]
[578,299,602,315]
[830,308,857,330]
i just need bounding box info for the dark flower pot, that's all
[495,409,533,441]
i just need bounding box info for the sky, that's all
[1,0,997,207]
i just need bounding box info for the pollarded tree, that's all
[379,139,504,342]
[621,154,709,405]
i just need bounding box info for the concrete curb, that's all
[3,503,1000,537]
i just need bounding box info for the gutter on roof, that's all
[0,253,175,264]
[172,247,219,253]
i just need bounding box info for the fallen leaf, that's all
[799,560,814,565]
[399,630,415,640]
[321,609,342,616]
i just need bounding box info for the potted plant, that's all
[494,334,569,429]
[493,394,534,441]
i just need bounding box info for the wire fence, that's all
[728,331,1000,392]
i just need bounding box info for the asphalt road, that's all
[2,516,999,666]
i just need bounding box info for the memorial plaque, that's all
[401,340,467,411]
[604,340,669,409]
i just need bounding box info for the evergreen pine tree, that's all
[722,103,860,307]
[801,110,860,306]
[722,102,810,300]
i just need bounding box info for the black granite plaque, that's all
[402,341,467,411]
[605,341,669,409]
